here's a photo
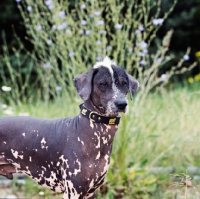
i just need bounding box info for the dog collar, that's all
[79,104,120,125]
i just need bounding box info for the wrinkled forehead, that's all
[93,57,128,82]
[112,65,129,82]
[93,67,112,81]
[93,65,129,85]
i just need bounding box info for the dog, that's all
[0,56,139,199]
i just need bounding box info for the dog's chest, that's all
[79,123,118,192]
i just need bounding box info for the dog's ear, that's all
[127,74,139,100]
[74,69,96,100]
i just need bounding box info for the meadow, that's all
[1,80,200,199]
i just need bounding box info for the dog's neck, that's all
[79,99,119,130]
[83,99,103,114]
[83,99,119,117]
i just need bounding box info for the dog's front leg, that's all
[62,192,68,199]
[62,189,82,199]
[85,192,96,199]
[62,191,96,199]
[86,194,96,199]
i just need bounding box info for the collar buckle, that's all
[89,111,98,122]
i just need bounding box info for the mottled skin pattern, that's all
[0,57,138,199]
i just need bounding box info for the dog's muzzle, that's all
[114,99,127,112]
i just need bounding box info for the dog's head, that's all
[74,57,139,116]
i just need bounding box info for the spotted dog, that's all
[0,57,139,199]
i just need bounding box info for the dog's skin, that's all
[0,57,138,199]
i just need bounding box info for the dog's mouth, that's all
[105,104,127,116]
[118,108,127,113]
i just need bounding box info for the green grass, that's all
[0,82,200,198]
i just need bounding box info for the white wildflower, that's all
[43,62,50,68]
[96,56,102,61]
[94,11,101,16]
[46,39,52,45]
[97,20,104,26]
[1,104,7,109]
[135,30,140,34]
[56,86,62,91]
[45,0,53,6]
[79,29,84,34]
[57,22,68,30]
[66,29,71,34]
[96,40,101,45]
[138,25,144,31]
[59,11,65,18]
[99,30,107,34]
[106,46,112,50]
[161,74,167,82]
[85,30,91,35]
[1,86,11,92]
[27,6,32,11]
[45,0,54,9]
[81,4,86,9]
[137,41,147,49]
[138,52,144,57]
[52,25,57,29]
[115,23,122,29]
[48,4,54,10]
[128,48,133,53]
[183,54,190,61]
[68,52,75,57]
[37,25,42,31]
[139,60,146,65]
[157,57,162,62]
[152,18,164,25]
[81,20,87,25]
[3,109,14,115]
[39,191,44,196]
[143,49,148,54]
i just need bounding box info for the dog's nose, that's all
[115,100,127,110]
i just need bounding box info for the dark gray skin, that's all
[0,63,138,199]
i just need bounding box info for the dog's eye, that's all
[122,81,128,86]
[100,82,108,87]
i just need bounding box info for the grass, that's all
[126,85,200,168]
[0,82,200,198]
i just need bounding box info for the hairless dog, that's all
[0,57,139,199]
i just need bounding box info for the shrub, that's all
[1,0,194,103]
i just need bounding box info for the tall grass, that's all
[1,82,200,198]
[100,82,200,198]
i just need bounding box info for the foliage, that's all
[0,0,192,103]
[160,0,200,64]
[1,0,200,74]
[0,33,38,105]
